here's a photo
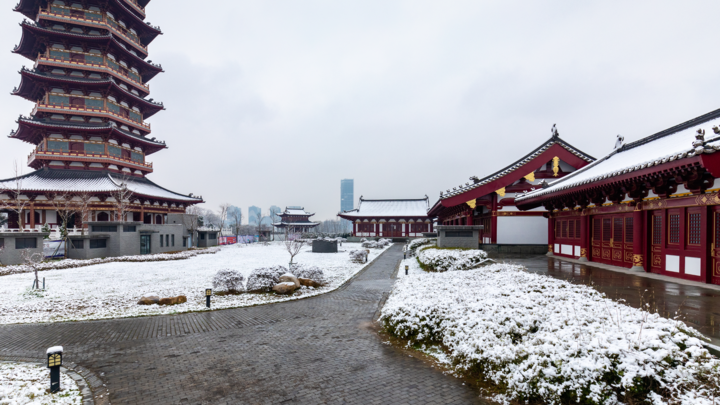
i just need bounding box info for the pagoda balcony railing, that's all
[36,55,149,93]
[33,103,151,131]
[39,8,148,55]
[121,0,146,16]
[28,149,153,171]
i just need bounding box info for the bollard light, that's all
[405,265,409,275]
[205,288,212,308]
[47,346,63,393]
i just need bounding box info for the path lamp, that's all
[47,346,63,393]
[205,288,212,308]
[405,265,409,275]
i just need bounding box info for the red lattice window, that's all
[652,216,662,245]
[575,220,581,239]
[625,218,634,243]
[668,214,680,244]
[561,221,568,238]
[602,218,612,242]
[569,220,575,238]
[688,213,701,245]
[715,213,720,247]
[593,218,601,241]
[614,218,623,243]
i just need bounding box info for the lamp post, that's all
[47,346,63,393]
[205,288,212,308]
[405,265,409,275]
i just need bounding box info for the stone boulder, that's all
[298,278,323,288]
[279,273,300,288]
[272,282,298,295]
[137,295,160,305]
[158,295,187,306]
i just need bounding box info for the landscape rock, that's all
[157,296,187,306]
[298,277,323,288]
[279,273,300,288]
[272,282,298,295]
[137,296,159,305]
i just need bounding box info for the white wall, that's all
[496,216,548,244]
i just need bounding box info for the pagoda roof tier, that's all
[14,68,164,118]
[272,221,320,227]
[14,21,163,82]
[0,169,203,204]
[428,134,595,215]
[516,109,720,209]
[11,116,167,155]
[278,207,315,217]
[15,0,162,46]
[338,197,430,219]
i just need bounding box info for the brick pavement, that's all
[0,245,486,405]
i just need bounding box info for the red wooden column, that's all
[547,213,555,256]
[29,205,36,229]
[579,210,589,261]
[491,193,498,244]
[631,204,646,272]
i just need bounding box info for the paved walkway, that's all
[0,245,485,405]
[501,255,720,347]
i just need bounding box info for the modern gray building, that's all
[341,179,354,232]
[248,206,261,225]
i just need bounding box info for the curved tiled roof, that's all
[516,108,720,203]
[339,197,430,218]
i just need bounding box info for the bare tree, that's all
[47,192,80,258]
[284,233,306,266]
[268,206,281,241]
[22,249,44,289]
[183,205,202,247]
[229,207,243,236]
[75,192,93,235]
[0,162,30,229]
[254,209,265,241]
[218,203,230,236]
[109,176,134,222]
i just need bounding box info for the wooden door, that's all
[711,208,720,285]
[601,217,612,261]
[591,218,602,260]
[650,211,663,273]
[593,214,633,267]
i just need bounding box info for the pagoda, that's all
[0,0,202,230]
[273,207,319,234]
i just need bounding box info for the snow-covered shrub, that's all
[406,238,433,257]
[290,264,326,284]
[417,247,489,272]
[246,265,287,292]
[0,247,221,277]
[362,240,386,249]
[349,249,368,264]
[360,238,367,242]
[212,269,245,293]
[381,264,720,405]
[377,238,391,247]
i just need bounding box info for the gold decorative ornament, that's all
[633,254,644,267]
[524,172,535,182]
[552,156,560,177]
[580,248,587,258]
[496,187,506,197]
[466,199,476,209]
[548,245,553,252]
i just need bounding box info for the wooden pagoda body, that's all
[1,0,202,232]
[517,109,720,285]
[428,130,594,246]
[338,197,432,238]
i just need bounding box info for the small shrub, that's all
[406,238,433,257]
[349,249,368,263]
[291,264,326,284]
[246,265,287,292]
[417,247,489,272]
[212,269,245,293]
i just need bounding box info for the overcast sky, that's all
[1,1,719,222]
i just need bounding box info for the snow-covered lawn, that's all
[382,263,720,405]
[0,242,389,324]
[0,362,82,405]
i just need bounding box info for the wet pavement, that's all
[499,255,720,347]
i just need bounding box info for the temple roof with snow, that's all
[338,197,430,219]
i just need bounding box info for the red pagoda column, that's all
[490,193,498,244]
[631,205,646,272]
[547,213,555,256]
[579,211,589,262]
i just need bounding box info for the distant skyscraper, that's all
[248,206,261,225]
[341,179,354,231]
[269,205,282,224]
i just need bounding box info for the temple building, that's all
[338,197,432,238]
[273,207,319,234]
[428,127,594,249]
[516,109,720,285]
[0,0,203,262]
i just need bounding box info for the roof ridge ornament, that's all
[614,134,625,151]
[551,124,559,138]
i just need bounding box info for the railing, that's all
[28,150,153,170]
[34,103,151,131]
[39,8,148,55]
[37,55,149,91]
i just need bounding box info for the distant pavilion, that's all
[273,207,319,234]
[338,196,432,238]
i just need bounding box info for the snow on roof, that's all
[339,197,430,218]
[273,222,320,226]
[0,169,202,203]
[279,207,314,216]
[516,110,720,202]
[46,346,63,355]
